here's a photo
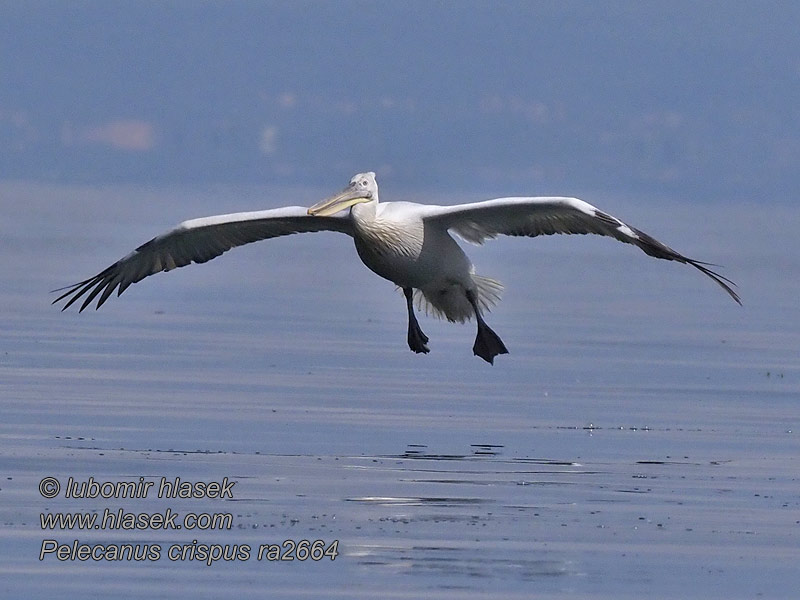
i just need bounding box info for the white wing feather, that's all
[421,196,740,304]
[53,206,352,311]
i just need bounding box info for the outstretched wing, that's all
[53,206,353,311]
[421,196,740,304]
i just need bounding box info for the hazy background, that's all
[2,1,798,201]
[2,4,799,598]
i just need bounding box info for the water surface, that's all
[1,182,798,598]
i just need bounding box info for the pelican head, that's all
[308,172,377,216]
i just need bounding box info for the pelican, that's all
[53,172,740,364]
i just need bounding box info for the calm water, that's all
[1,181,798,598]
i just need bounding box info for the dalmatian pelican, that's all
[53,172,740,363]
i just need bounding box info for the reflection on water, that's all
[350,543,574,580]
[1,182,799,599]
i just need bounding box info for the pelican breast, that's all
[352,204,430,287]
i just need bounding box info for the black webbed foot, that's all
[404,287,430,354]
[472,321,508,364]
[466,288,509,364]
[407,320,430,354]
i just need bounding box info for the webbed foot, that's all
[472,322,508,364]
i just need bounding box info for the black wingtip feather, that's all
[625,225,741,306]
[685,259,742,306]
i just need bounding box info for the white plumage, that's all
[54,172,740,363]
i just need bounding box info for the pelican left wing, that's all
[421,196,740,304]
[53,206,353,311]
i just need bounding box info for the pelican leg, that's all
[466,289,508,364]
[403,287,430,354]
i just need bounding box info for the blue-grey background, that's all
[2,1,798,199]
[2,3,799,599]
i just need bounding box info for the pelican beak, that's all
[308,186,372,216]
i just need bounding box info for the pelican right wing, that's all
[421,196,740,304]
[53,207,353,311]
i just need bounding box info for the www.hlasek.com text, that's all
[41,507,233,531]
